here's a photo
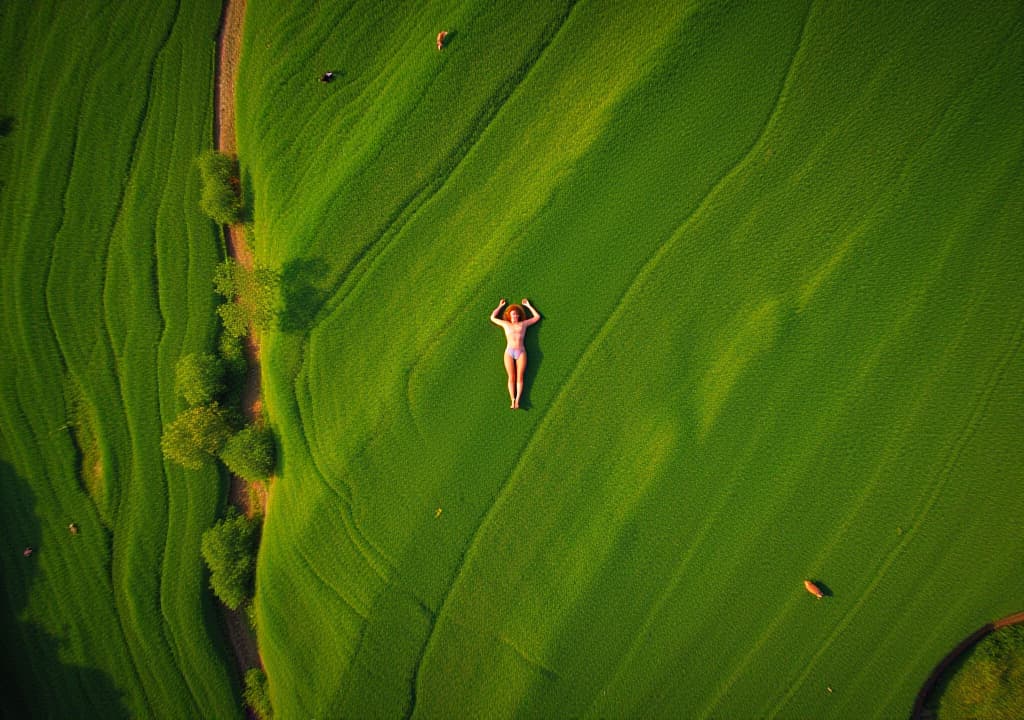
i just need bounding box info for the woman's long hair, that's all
[503,303,525,322]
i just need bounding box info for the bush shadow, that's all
[0,115,14,138]
[0,460,129,717]
[278,257,331,333]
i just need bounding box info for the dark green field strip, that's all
[1,0,238,716]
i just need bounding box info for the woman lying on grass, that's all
[490,298,540,409]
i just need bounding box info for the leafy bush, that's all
[214,259,279,334]
[217,301,249,339]
[220,425,276,481]
[213,259,238,298]
[200,508,259,611]
[161,403,233,470]
[244,668,272,719]
[175,352,226,406]
[939,625,1024,720]
[245,599,258,631]
[197,150,243,225]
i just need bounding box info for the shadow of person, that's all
[0,460,129,718]
[278,257,331,333]
[441,29,458,49]
[810,580,835,598]
[518,320,544,411]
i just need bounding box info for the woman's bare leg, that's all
[504,352,517,408]
[514,353,527,409]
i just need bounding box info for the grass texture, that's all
[0,2,239,717]
[236,0,1023,717]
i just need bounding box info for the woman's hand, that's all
[499,298,507,306]
[522,298,531,306]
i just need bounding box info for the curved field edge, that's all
[0,2,239,717]
[236,0,1024,717]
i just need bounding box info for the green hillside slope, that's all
[236,0,1023,717]
[0,2,238,717]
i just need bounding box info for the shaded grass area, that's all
[0,1,239,716]
[236,0,1023,717]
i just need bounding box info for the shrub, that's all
[217,301,249,339]
[218,331,245,365]
[220,425,276,481]
[213,259,238,299]
[214,259,280,335]
[200,508,259,610]
[161,403,233,470]
[939,625,1024,720]
[244,668,272,719]
[175,352,226,406]
[197,150,243,225]
[245,599,258,631]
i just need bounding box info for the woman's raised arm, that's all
[522,298,541,325]
[490,298,507,326]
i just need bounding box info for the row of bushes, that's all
[161,400,275,480]
[193,153,274,720]
[162,352,276,480]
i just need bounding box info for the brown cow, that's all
[804,580,825,599]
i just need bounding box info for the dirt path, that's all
[212,0,266,699]
[911,610,1024,719]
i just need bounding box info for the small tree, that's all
[197,150,243,225]
[214,260,279,334]
[244,668,272,719]
[161,403,233,470]
[200,508,259,610]
[175,352,227,406]
[220,425,276,481]
[217,301,250,339]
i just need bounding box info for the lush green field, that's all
[0,2,239,717]
[238,0,1023,717]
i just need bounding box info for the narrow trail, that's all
[911,610,1024,719]
[212,0,266,697]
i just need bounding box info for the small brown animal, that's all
[437,31,448,51]
[804,580,825,599]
